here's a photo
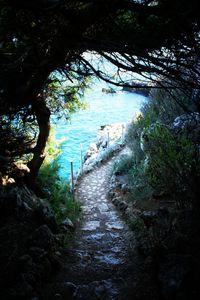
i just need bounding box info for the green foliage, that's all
[1,0,200,181]
[0,110,37,174]
[111,154,153,202]
[128,214,145,234]
[45,72,90,120]
[111,154,135,175]
[126,118,145,162]
[144,124,198,204]
[138,89,200,205]
[128,161,154,202]
[116,11,138,30]
[142,88,196,125]
[37,130,81,224]
[117,87,200,208]
[44,128,62,158]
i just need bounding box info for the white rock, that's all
[62,217,74,229]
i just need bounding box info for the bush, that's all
[126,118,145,163]
[128,161,154,203]
[144,123,199,206]
[142,87,196,125]
[37,130,81,224]
[121,87,200,208]
[111,153,153,203]
[111,154,135,175]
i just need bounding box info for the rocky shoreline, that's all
[77,123,127,177]
[101,81,152,97]
[122,81,152,97]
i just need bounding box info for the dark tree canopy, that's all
[1,0,200,182]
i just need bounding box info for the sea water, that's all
[54,81,147,180]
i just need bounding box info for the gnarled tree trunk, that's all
[27,96,50,184]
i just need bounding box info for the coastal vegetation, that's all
[112,87,200,207]
[1,0,200,299]
[37,131,81,224]
[109,86,200,297]
[1,0,200,183]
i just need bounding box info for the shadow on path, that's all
[42,151,156,300]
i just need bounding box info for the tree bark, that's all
[27,96,50,184]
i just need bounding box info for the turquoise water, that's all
[54,81,146,180]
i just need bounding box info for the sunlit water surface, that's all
[54,82,147,180]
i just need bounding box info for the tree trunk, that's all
[27,96,50,184]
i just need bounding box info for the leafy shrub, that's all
[111,154,153,203]
[37,130,81,224]
[129,209,179,256]
[111,154,135,175]
[126,118,145,163]
[144,123,199,206]
[120,87,200,208]
[128,161,154,202]
[142,87,196,125]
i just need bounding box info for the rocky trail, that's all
[42,150,154,300]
